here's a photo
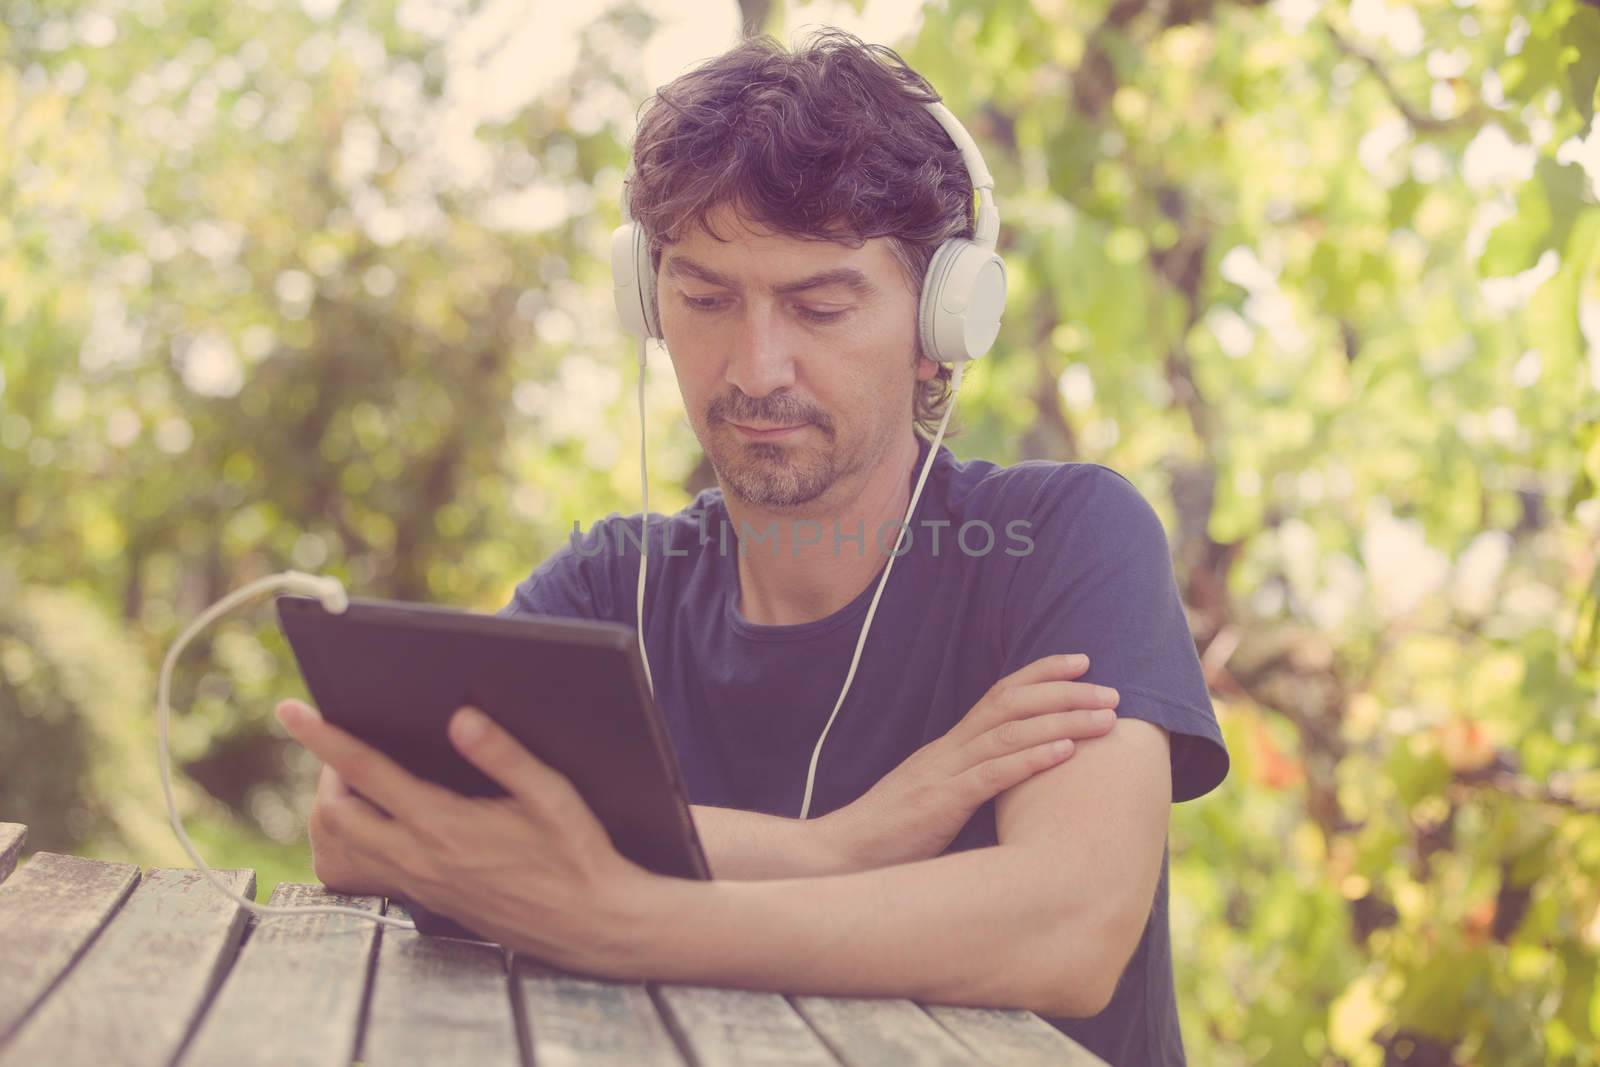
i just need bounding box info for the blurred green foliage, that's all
[2,0,1598,1063]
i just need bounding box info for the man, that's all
[276,29,1229,1065]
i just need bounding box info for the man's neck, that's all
[725,433,924,627]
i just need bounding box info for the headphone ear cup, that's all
[610,222,662,341]
[917,239,1007,363]
[634,224,661,340]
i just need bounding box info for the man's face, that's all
[656,202,938,510]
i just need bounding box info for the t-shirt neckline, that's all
[721,436,938,644]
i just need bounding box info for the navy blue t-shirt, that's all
[498,435,1229,1066]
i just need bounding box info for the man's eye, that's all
[680,294,844,323]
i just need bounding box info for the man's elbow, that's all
[1021,969,1117,1019]
[1063,963,1123,1019]
[1018,908,1146,1018]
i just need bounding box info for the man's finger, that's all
[316,780,392,829]
[952,679,1118,743]
[326,765,353,799]
[954,740,1076,805]
[316,764,359,805]
[277,699,460,826]
[448,706,582,816]
[997,653,1090,690]
[319,797,414,887]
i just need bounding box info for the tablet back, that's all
[276,595,710,883]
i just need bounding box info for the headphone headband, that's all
[619,101,998,242]
[920,101,999,249]
[612,94,1006,364]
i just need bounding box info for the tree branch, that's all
[1322,20,1488,135]
[1451,768,1600,816]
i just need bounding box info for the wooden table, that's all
[0,823,1106,1066]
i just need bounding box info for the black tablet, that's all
[275,594,710,941]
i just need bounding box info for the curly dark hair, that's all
[626,28,976,440]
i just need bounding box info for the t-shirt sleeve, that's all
[997,464,1229,803]
[494,515,634,622]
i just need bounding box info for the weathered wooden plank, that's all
[359,900,520,1066]
[0,825,24,885]
[0,852,140,1047]
[923,1005,1108,1066]
[0,866,253,1067]
[654,985,841,1067]
[790,997,976,1067]
[177,883,384,1067]
[510,956,686,1067]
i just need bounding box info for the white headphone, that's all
[609,98,1006,819]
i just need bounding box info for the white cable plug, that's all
[157,570,417,930]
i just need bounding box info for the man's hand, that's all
[817,653,1120,871]
[275,697,662,973]
[305,763,395,896]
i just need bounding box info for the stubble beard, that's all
[707,427,841,509]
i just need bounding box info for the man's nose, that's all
[725,304,796,399]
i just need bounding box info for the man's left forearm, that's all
[554,842,1117,1018]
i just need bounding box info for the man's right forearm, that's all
[689,805,858,880]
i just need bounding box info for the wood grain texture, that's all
[790,996,977,1067]
[511,957,686,1067]
[653,985,842,1067]
[0,825,24,885]
[359,900,520,1066]
[177,883,384,1067]
[0,851,140,1047]
[0,866,254,1067]
[923,1005,1109,1066]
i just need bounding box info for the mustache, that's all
[709,392,833,433]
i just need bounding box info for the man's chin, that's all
[724,481,830,509]
[712,452,835,509]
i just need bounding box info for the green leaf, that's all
[1538,156,1591,254]
[1481,159,1588,277]
[1481,196,1551,278]
[1562,4,1600,123]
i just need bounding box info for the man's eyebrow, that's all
[662,256,878,298]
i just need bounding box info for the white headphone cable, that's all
[627,340,968,820]
[797,360,965,819]
[636,333,656,702]
[158,570,417,929]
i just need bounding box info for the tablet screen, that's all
[276,595,710,884]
